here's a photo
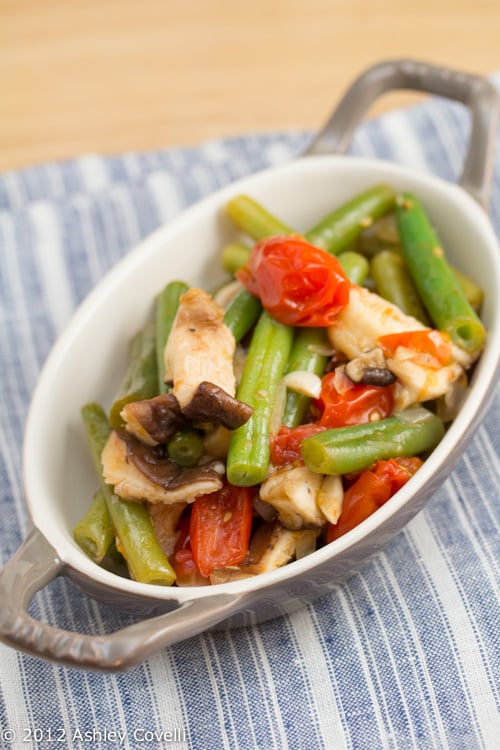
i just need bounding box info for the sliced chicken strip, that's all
[328,285,427,359]
[164,287,238,409]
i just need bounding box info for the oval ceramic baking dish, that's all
[1,59,499,671]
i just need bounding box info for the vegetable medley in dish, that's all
[74,184,486,587]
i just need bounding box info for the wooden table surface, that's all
[1,0,499,173]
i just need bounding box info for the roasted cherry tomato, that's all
[373,456,423,494]
[327,456,423,542]
[270,423,325,466]
[236,235,350,327]
[189,481,253,577]
[378,329,452,368]
[172,515,206,585]
[316,370,394,428]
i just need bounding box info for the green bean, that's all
[102,539,127,567]
[356,213,400,256]
[305,184,396,254]
[221,242,252,275]
[223,287,262,342]
[225,186,396,258]
[395,193,486,354]
[109,321,159,428]
[227,311,294,486]
[451,266,484,312]
[81,403,114,472]
[371,250,430,324]
[167,427,205,467]
[282,328,330,428]
[81,402,176,585]
[73,489,114,563]
[105,496,178,585]
[99,540,129,576]
[337,250,370,285]
[367,245,482,315]
[220,217,368,289]
[301,407,445,475]
[226,195,293,241]
[156,280,189,393]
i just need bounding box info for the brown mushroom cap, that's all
[119,429,223,491]
[121,392,186,445]
[182,381,253,430]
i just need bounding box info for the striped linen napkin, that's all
[1,79,499,750]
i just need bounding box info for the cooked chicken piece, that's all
[121,392,185,446]
[328,285,472,410]
[208,569,256,584]
[252,495,278,523]
[435,371,468,422]
[294,528,323,560]
[259,464,327,530]
[148,502,187,557]
[328,285,425,359]
[250,522,310,573]
[102,430,224,505]
[164,287,237,410]
[160,287,253,429]
[389,352,465,411]
[329,285,477,364]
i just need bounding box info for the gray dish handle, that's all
[0,528,242,671]
[304,58,500,208]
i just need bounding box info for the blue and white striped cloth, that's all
[1,79,499,750]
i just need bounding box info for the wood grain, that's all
[1,0,498,171]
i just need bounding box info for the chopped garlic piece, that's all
[283,370,323,399]
[317,474,344,525]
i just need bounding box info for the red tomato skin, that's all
[327,457,423,543]
[327,471,391,542]
[236,235,350,327]
[373,457,423,493]
[172,515,207,584]
[189,482,253,578]
[173,549,199,580]
[174,514,192,553]
[270,423,325,466]
[316,371,394,428]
